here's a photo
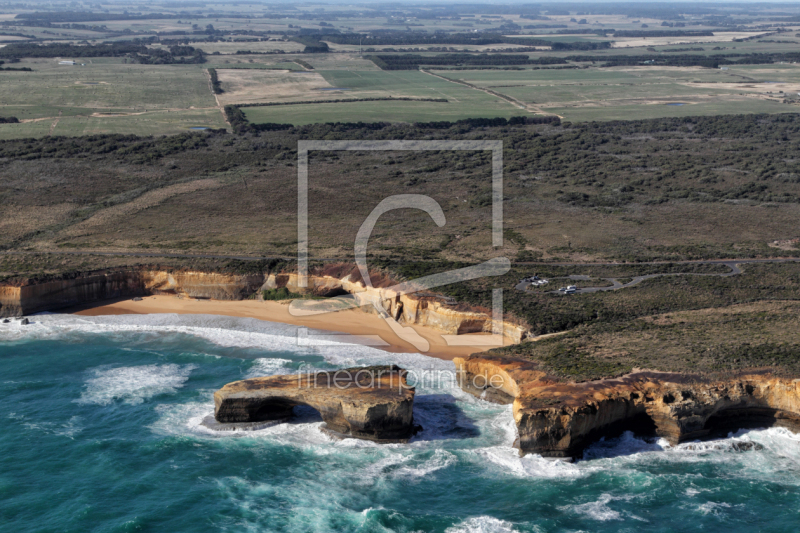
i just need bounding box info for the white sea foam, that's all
[9,313,457,381]
[246,357,294,378]
[472,445,585,479]
[78,364,196,405]
[696,501,732,517]
[564,494,621,521]
[394,449,457,480]
[19,415,83,439]
[445,516,522,533]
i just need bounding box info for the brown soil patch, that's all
[215,69,334,105]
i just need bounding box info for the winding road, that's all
[513,259,797,294]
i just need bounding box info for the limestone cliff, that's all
[455,354,800,459]
[266,272,528,343]
[0,271,146,316]
[214,365,417,442]
[0,270,263,316]
[0,267,529,343]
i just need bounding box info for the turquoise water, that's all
[2,314,800,532]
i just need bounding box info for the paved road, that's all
[514,259,799,295]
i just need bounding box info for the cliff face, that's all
[214,365,417,442]
[454,354,800,459]
[0,270,263,316]
[0,268,529,343]
[0,272,147,316]
[141,271,264,300]
[268,273,528,343]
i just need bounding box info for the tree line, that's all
[0,42,206,64]
[368,53,567,70]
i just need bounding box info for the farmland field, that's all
[432,65,800,120]
[0,108,225,140]
[188,40,305,54]
[242,98,524,125]
[237,69,526,123]
[0,59,224,137]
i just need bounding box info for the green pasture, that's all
[0,59,223,138]
[0,60,215,113]
[315,69,523,109]
[242,98,526,125]
[546,98,793,122]
[0,108,225,140]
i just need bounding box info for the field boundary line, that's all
[421,69,564,118]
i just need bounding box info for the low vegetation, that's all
[493,299,800,381]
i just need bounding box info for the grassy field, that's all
[0,5,798,138]
[234,70,526,125]
[0,108,225,140]
[0,59,223,137]
[0,59,215,113]
[544,99,791,122]
[432,65,800,120]
[242,98,524,125]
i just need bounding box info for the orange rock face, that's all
[454,354,800,459]
[214,365,418,442]
[0,269,528,343]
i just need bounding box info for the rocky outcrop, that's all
[214,365,418,442]
[455,354,800,459]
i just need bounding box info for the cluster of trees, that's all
[564,51,800,68]
[289,36,330,53]
[320,32,612,51]
[548,40,612,51]
[0,117,19,124]
[368,53,567,70]
[15,11,189,24]
[0,131,225,161]
[0,42,205,64]
[416,116,560,129]
[0,42,146,58]
[207,68,223,94]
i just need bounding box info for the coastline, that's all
[72,295,501,361]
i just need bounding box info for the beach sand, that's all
[73,295,503,361]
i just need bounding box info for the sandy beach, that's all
[73,295,500,360]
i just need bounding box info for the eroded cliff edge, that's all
[455,354,800,459]
[214,365,417,442]
[0,267,528,342]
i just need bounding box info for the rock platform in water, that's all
[214,365,417,442]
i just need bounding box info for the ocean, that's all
[1,313,799,532]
